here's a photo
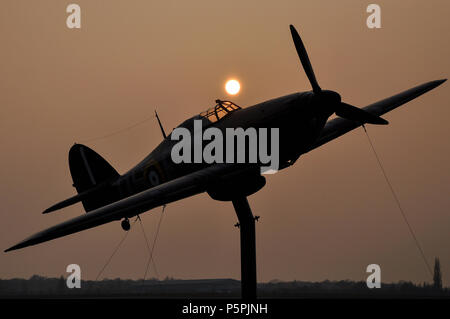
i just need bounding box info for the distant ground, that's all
[0,276,448,298]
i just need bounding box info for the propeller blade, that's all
[336,102,389,125]
[289,25,321,93]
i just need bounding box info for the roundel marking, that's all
[147,169,160,187]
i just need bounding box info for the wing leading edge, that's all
[5,164,250,252]
[307,79,446,152]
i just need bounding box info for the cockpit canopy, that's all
[199,99,241,123]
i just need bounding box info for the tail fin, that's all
[69,144,120,212]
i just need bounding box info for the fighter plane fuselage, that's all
[114,91,332,201]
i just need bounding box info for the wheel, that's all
[121,218,130,231]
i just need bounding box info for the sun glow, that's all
[225,79,241,95]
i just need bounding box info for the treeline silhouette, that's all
[0,276,448,298]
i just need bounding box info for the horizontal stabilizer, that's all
[42,183,108,214]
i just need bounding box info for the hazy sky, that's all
[1,1,449,286]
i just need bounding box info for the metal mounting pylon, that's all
[232,196,257,299]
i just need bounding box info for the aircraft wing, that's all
[5,164,250,252]
[6,80,445,253]
[307,79,446,152]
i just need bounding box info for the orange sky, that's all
[1,1,449,286]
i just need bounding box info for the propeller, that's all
[289,25,321,94]
[335,102,388,125]
[289,25,388,125]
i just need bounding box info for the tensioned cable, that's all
[362,124,433,278]
[95,217,138,281]
[137,215,159,279]
[80,114,156,143]
[143,205,166,281]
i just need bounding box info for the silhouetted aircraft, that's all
[5,25,445,299]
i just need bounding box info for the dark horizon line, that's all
[1,275,447,288]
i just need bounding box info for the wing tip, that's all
[5,236,39,253]
[420,79,447,94]
[5,239,37,252]
[428,79,447,89]
[4,244,20,253]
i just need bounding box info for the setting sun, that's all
[225,79,240,95]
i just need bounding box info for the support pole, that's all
[232,196,257,299]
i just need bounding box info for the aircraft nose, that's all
[320,90,341,104]
[311,90,341,115]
